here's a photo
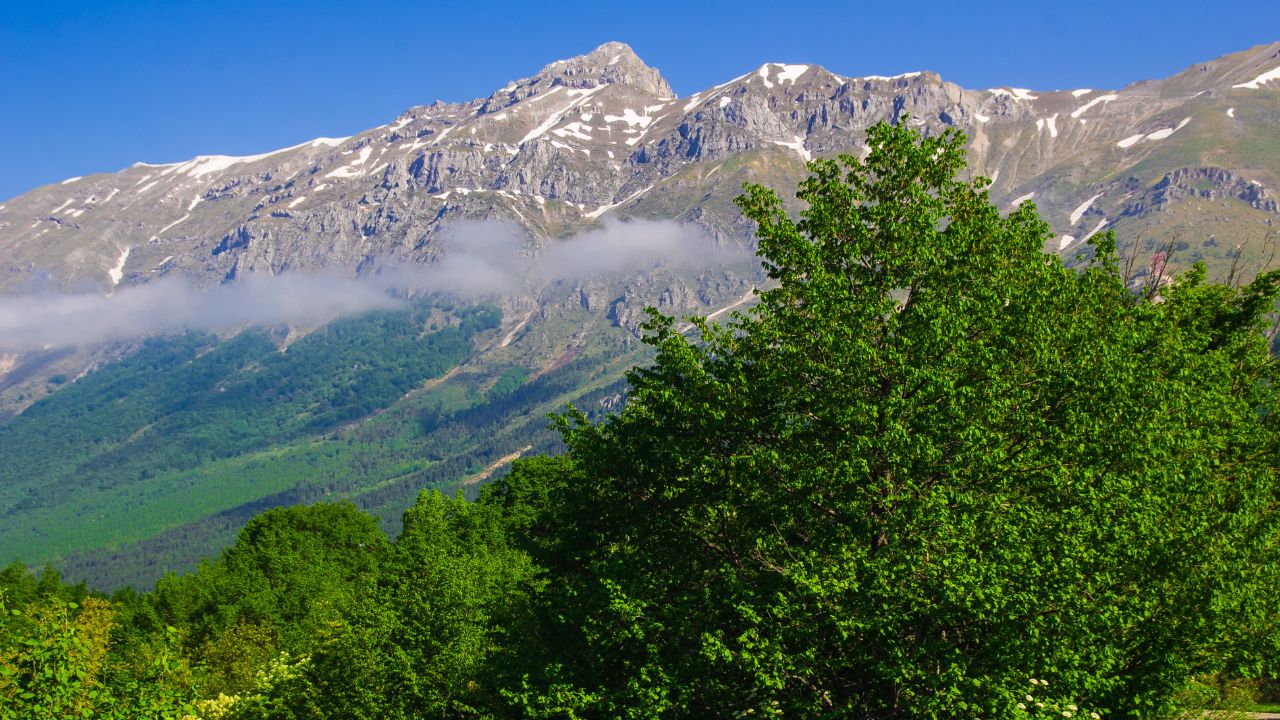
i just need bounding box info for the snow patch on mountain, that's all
[1232,65,1280,89]
[550,140,582,154]
[521,85,606,143]
[1116,117,1191,148]
[604,108,653,128]
[430,126,456,146]
[1145,117,1191,141]
[585,185,654,219]
[624,114,667,146]
[1081,217,1108,243]
[991,87,1038,101]
[1070,193,1104,224]
[553,122,593,140]
[1070,94,1117,118]
[706,71,753,94]
[325,146,374,178]
[773,136,811,161]
[521,86,565,106]
[160,135,344,179]
[152,214,190,239]
[773,64,810,83]
[107,247,130,287]
[756,65,775,89]
[861,71,921,81]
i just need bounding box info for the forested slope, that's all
[0,301,502,576]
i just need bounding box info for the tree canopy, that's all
[504,120,1280,719]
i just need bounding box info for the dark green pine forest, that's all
[3,122,1280,719]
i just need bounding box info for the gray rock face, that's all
[1,40,1278,297]
[1148,168,1278,214]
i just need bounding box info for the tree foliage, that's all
[0,594,197,719]
[154,502,389,654]
[507,120,1280,718]
[226,491,536,720]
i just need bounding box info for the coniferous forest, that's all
[3,122,1279,719]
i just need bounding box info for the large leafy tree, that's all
[507,120,1280,719]
[231,490,537,720]
[152,501,389,695]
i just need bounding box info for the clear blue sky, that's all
[1,0,1274,201]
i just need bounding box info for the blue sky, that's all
[1,0,1274,201]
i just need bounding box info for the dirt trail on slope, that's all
[677,287,758,333]
[500,308,538,348]
[462,445,534,485]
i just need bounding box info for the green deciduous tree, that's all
[508,120,1280,719]
[154,502,389,658]
[232,490,536,720]
[0,594,197,719]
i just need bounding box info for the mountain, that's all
[2,41,1279,292]
[3,40,1279,414]
[1,41,1279,588]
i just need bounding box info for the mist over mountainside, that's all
[1,40,1279,587]
[0,219,737,350]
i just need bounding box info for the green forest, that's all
[0,295,636,591]
[3,121,1279,719]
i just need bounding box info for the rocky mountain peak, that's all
[2,40,1278,309]
[533,41,673,97]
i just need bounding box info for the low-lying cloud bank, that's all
[0,219,747,350]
